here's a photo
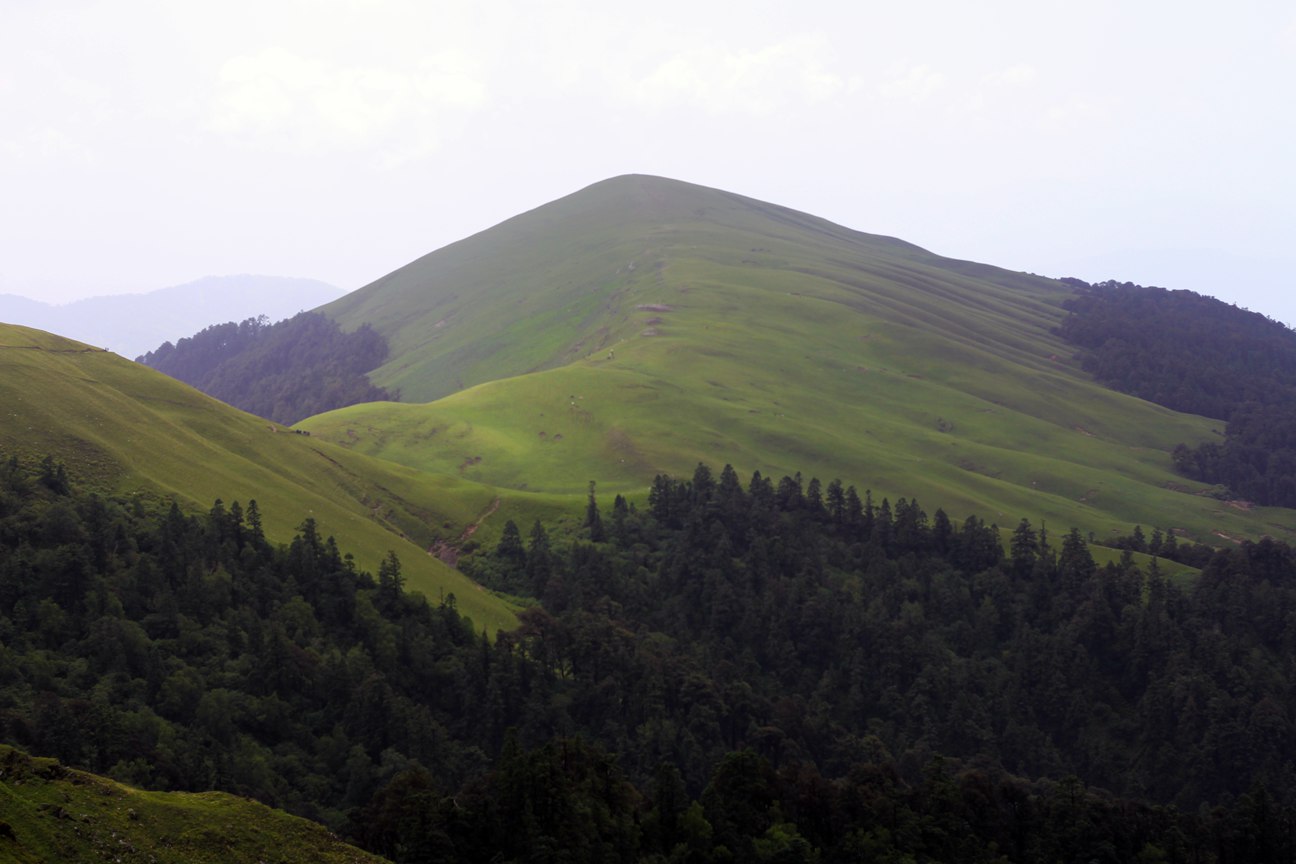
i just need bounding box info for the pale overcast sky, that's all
[3,1,1294,322]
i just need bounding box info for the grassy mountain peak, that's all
[308,175,1296,549]
[325,174,926,404]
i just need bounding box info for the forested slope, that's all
[1058,279,1296,507]
[6,451,1296,861]
[139,312,393,425]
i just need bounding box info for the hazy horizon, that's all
[3,1,1292,321]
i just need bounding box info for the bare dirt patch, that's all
[430,496,501,567]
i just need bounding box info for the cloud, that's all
[876,65,946,103]
[0,48,112,164]
[984,64,1037,89]
[632,35,848,115]
[1042,97,1105,132]
[206,46,486,163]
[961,63,1038,114]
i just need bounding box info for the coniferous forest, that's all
[137,312,394,425]
[5,454,1296,861]
[1057,278,1296,507]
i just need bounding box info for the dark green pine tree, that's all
[648,473,674,524]
[825,479,845,527]
[843,485,864,538]
[245,498,265,544]
[526,520,554,594]
[691,462,716,504]
[38,455,70,495]
[585,480,605,542]
[377,550,404,605]
[496,519,526,567]
[610,494,630,543]
[1011,518,1039,577]
[805,477,826,520]
[932,508,953,556]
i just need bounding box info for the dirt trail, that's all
[430,497,501,567]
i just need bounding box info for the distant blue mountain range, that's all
[0,275,345,360]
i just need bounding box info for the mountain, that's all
[138,312,394,425]
[306,174,1294,549]
[0,293,49,322]
[0,275,345,360]
[0,322,520,634]
[11,176,1296,862]
[0,745,384,864]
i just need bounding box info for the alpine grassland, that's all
[305,175,1295,549]
[0,745,384,863]
[0,323,519,634]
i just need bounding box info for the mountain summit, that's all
[326,174,962,403]
[307,175,1288,547]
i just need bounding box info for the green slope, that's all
[323,174,939,404]
[0,324,518,635]
[308,175,1296,547]
[0,744,385,864]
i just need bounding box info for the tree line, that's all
[137,311,393,425]
[1057,278,1296,507]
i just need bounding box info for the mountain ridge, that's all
[0,322,521,634]
[323,174,949,402]
[303,173,1288,549]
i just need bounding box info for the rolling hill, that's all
[0,323,520,635]
[305,174,1296,548]
[0,745,385,864]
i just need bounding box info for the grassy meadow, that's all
[0,745,384,863]
[305,176,1293,550]
[0,324,520,635]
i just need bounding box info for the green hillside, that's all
[0,324,519,634]
[0,744,385,864]
[308,175,1295,547]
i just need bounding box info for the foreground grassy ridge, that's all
[307,175,1296,546]
[0,325,518,634]
[0,745,385,864]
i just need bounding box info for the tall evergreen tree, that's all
[585,481,605,542]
